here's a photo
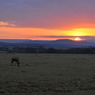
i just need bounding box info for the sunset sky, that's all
[0,0,95,40]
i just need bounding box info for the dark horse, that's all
[11,57,20,66]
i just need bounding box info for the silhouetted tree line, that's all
[63,47,95,54]
[1,46,95,54]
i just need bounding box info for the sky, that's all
[0,0,95,40]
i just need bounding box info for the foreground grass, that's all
[0,53,95,95]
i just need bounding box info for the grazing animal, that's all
[11,57,20,66]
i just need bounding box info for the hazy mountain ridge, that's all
[0,39,95,48]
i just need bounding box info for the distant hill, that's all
[0,39,95,48]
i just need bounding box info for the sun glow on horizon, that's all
[74,37,82,41]
[0,26,95,40]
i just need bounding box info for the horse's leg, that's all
[17,61,19,66]
[11,60,13,66]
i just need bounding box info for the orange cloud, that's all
[0,21,16,27]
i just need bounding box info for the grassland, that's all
[0,53,95,95]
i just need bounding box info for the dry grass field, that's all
[0,53,95,95]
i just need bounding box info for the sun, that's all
[74,37,82,41]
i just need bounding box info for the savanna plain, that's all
[0,53,95,95]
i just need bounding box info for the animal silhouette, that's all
[11,57,20,66]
